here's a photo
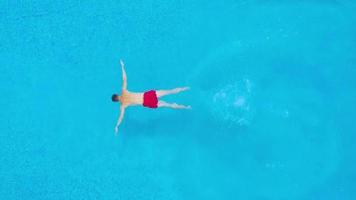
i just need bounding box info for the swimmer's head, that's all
[112,94,120,102]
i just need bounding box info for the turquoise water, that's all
[1,1,356,199]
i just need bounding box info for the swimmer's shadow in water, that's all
[123,112,194,137]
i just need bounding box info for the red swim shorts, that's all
[143,90,158,108]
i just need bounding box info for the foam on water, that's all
[211,79,254,126]
[188,41,257,129]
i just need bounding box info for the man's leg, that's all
[156,87,189,98]
[158,100,191,109]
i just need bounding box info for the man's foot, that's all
[172,103,191,109]
[178,87,190,92]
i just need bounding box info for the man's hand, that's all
[120,59,127,90]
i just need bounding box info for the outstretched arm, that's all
[120,59,127,90]
[115,106,126,134]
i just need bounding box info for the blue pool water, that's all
[1,1,356,199]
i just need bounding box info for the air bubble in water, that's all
[210,79,254,126]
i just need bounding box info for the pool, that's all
[1,1,356,199]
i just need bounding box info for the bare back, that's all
[120,90,144,107]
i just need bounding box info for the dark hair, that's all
[112,94,119,102]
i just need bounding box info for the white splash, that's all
[211,79,254,126]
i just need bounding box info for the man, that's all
[112,60,190,133]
